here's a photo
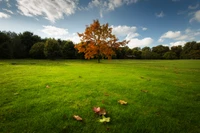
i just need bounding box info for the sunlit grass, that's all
[0,59,199,133]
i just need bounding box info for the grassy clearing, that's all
[0,59,199,133]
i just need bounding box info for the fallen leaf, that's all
[73,115,82,121]
[99,108,106,115]
[93,107,106,115]
[141,90,148,93]
[118,100,127,105]
[99,115,110,123]
[46,85,50,88]
[93,107,100,113]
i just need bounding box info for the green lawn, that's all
[0,59,199,133]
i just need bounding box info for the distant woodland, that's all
[0,31,200,59]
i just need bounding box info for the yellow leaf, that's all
[73,115,82,121]
[118,100,127,105]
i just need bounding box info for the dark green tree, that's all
[44,39,61,59]
[20,31,41,57]
[163,51,177,59]
[132,47,142,59]
[152,45,169,59]
[171,45,182,59]
[0,32,11,58]
[29,42,45,59]
[62,41,76,59]
[181,41,200,59]
[141,46,152,59]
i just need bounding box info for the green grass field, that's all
[0,59,199,133]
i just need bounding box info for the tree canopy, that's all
[75,20,129,62]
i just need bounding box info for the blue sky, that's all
[0,0,200,48]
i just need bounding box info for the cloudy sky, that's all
[0,0,200,48]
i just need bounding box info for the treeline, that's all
[0,31,200,59]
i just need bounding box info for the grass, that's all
[0,59,199,133]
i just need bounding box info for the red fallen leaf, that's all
[93,107,106,115]
[93,107,100,113]
[73,115,82,121]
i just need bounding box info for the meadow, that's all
[0,59,199,133]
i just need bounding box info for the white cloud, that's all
[127,37,154,48]
[155,11,164,18]
[170,41,186,47]
[185,28,192,33]
[65,33,80,44]
[160,31,181,40]
[125,33,140,40]
[107,0,138,11]
[17,0,78,23]
[158,38,164,43]
[41,26,68,36]
[41,25,80,43]
[190,10,200,23]
[159,29,200,42]
[188,4,199,10]
[142,27,147,31]
[111,25,137,37]
[88,0,138,17]
[0,12,10,18]
[110,24,152,48]
[2,8,13,14]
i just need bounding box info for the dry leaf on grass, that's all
[118,100,127,105]
[99,108,106,115]
[93,107,100,113]
[46,85,50,88]
[99,115,110,123]
[93,107,106,115]
[73,115,82,121]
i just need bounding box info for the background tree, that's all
[29,42,45,59]
[44,39,61,59]
[75,20,128,62]
[163,51,177,59]
[181,41,200,59]
[171,45,182,59]
[141,46,152,59]
[152,45,169,59]
[0,32,11,58]
[132,47,142,59]
[19,31,41,58]
[61,40,76,59]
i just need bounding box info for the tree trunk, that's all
[97,56,100,63]
[97,49,100,63]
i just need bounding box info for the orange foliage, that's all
[75,20,129,62]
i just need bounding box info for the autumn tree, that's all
[75,20,129,63]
